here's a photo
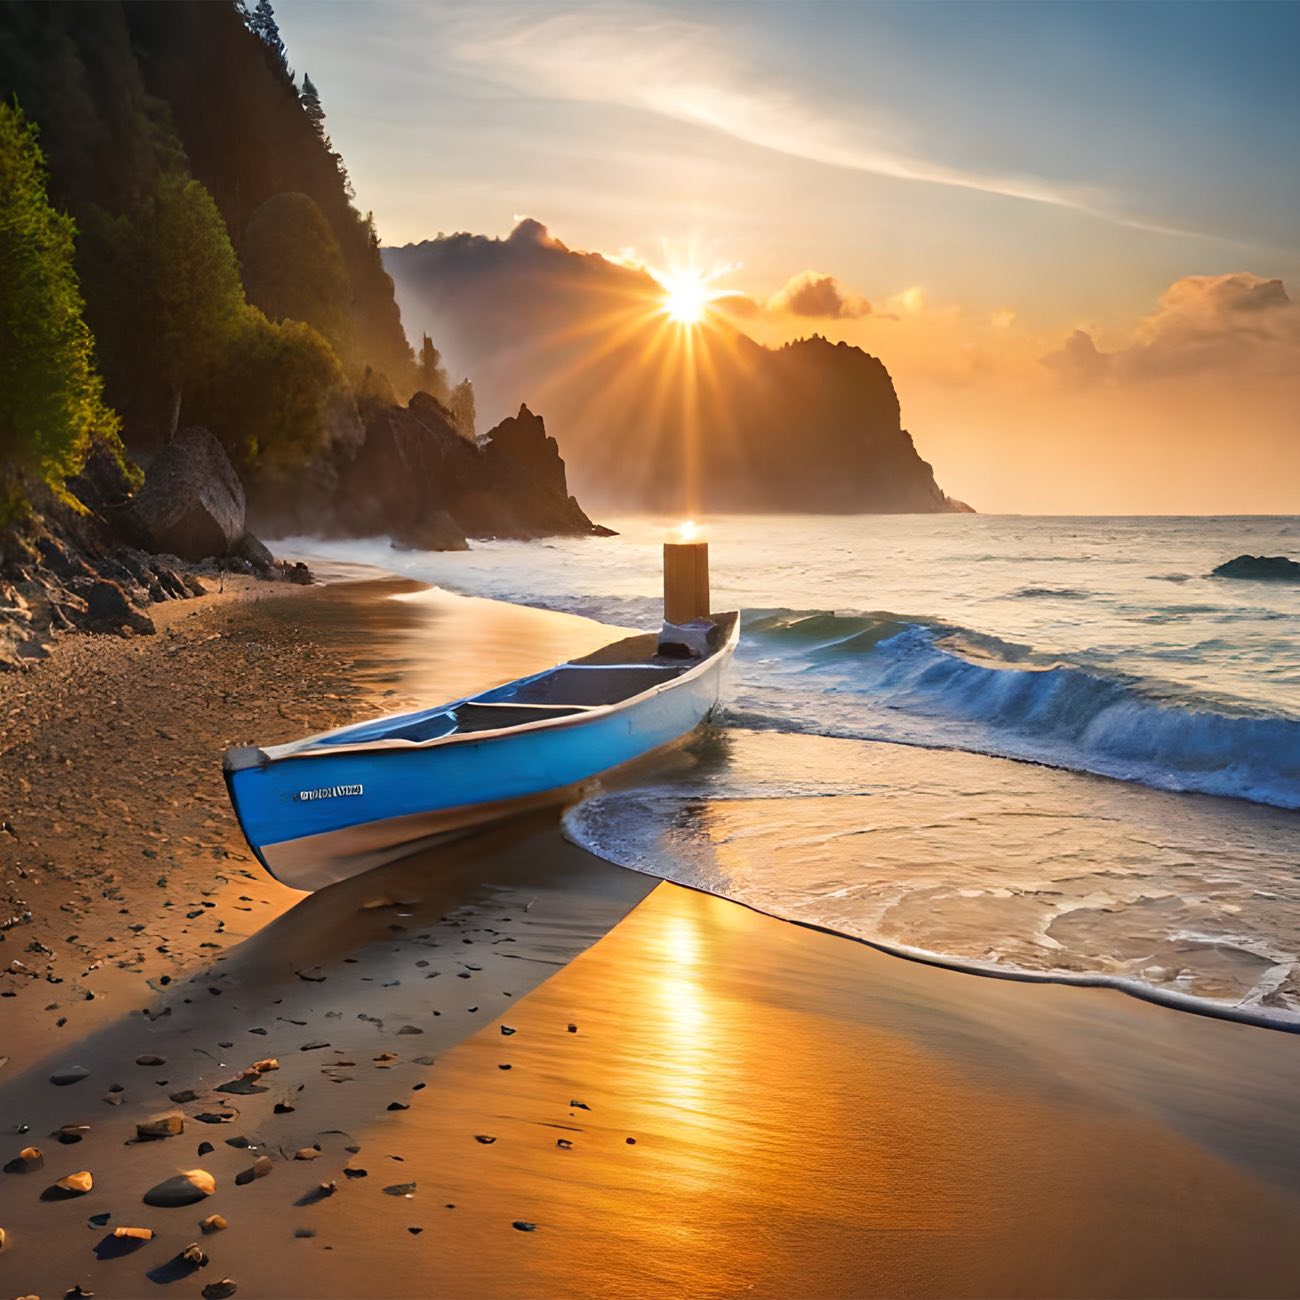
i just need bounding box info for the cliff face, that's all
[384,222,971,514]
[321,397,608,552]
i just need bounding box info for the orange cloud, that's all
[1042,273,1299,385]
[767,270,870,319]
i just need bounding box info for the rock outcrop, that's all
[132,427,246,561]
[331,395,608,551]
[1212,554,1300,582]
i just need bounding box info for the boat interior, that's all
[286,613,737,753]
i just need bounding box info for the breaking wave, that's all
[733,609,1300,811]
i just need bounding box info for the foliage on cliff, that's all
[0,103,124,523]
[0,0,419,511]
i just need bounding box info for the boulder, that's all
[277,560,313,585]
[233,532,275,572]
[1211,554,1300,583]
[390,511,468,553]
[132,428,245,561]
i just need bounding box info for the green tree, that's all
[0,102,120,519]
[140,177,247,436]
[240,191,352,364]
[194,309,354,481]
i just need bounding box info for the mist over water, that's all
[288,514,1300,1025]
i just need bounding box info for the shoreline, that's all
[1,571,1298,1297]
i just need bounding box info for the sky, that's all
[275,0,1300,513]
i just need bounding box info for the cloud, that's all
[1042,272,1300,385]
[447,6,1184,235]
[768,271,870,319]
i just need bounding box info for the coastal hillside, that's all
[0,0,604,666]
[385,221,971,513]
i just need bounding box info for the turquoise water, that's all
[290,515,1300,1025]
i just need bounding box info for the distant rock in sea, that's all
[1211,554,1300,582]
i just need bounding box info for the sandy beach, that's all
[2,575,1299,1300]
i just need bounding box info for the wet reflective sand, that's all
[228,877,1300,1299]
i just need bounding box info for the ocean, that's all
[290,515,1300,1028]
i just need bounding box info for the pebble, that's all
[474,1135,497,1145]
[202,1280,237,1298]
[386,1100,409,1111]
[197,1142,214,1156]
[293,1147,321,1161]
[55,1124,90,1144]
[135,1054,165,1067]
[512,1220,537,1232]
[143,1169,216,1207]
[383,1182,416,1197]
[113,1226,153,1240]
[0,1226,5,1250]
[500,1026,516,1036]
[293,1226,316,1238]
[273,1101,295,1114]
[249,1058,279,1073]
[169,1089,199,1104]
[5,1145,44,1173]
[136,1113,184,1140]
[180,1242,208,1267]
[50,1065,90,1086]
[200,1214,228,1233]
[56,1169,94,1194]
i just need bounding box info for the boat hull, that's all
[225,629,733,891]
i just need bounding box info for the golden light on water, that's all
[676,518,699,543]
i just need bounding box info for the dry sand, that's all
[1,573,1299,1299]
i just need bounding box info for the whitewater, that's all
[288,514,1300,1027]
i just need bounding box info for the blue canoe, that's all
[223,612,739,890]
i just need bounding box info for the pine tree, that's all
[449,379,476,439]
[417,334,449,402]
[0,102,120,519]
[300,73,326,138]
[249,0,288,72]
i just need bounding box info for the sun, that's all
[655,267,728,325]
[659,269,712,324]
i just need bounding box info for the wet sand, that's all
[2,574,1299,1298]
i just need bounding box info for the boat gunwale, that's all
[246,612,740,765]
